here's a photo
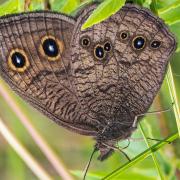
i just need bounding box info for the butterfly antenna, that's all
[83,147,97,180]
[133,102,174,128]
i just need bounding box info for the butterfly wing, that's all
[71,4,176,131]
[0,11,98,136]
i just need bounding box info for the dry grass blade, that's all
[0,117,52,180]
[0,79,74,180]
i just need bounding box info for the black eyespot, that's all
[80,36,90,48]
[120,31,129,40]
[104,42,112,52]
[42,38,59,57]
[40,36,63,61]
[151,40,161,49]
[94,45,105,59]
[11,52,26,68]
[82,38,90,46]
[8,49,29,72]
[133,36,145,50]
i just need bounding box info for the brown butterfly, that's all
[0,2,176,165]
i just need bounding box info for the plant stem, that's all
[139,123,164,179]
[166,65,180,136]
[102,132,179,179]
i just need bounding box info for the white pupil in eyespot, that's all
[49,45,54,51]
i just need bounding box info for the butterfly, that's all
[0,2,176,163]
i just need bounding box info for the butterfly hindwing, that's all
[71,4,176,131]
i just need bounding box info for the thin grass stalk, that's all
[0,79,74,180]
[0,118,52,180]
[166,64,180,136]
[102,132,178,179]
[139,123,164,179]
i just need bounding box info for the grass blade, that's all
[0,118,52,180]
[0,79,74,180]
[139,123,164,179]
[166,65,180,136]
[102,132,178,179]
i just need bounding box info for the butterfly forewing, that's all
[0,11,98,135]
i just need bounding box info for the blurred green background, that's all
[0,0,179,180]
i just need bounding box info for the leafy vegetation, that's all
[0,0,179,179]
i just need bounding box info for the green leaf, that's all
[133,0,145,6]
[50,0,67,11]
[142,0,152,8]
[150,0,158,14]
[157,1,180,52]
[0,0,19,15]
[59,0,80,14]
[70,0,94,17]
[156,0,179,9]
[82,0,126,30]
[158,2,180,25]
[72,170,103,180]
[169,22,180,52]
[29,0,45,11]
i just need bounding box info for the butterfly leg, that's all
[96,121,134,161]
[132,103,174,128]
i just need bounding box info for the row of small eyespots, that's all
[8,35,64,73]
[119,31,161,50]
[80,32,161,60]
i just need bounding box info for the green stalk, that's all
[102,132,178,179]
[139,124,164,179]
[166,65,180,136]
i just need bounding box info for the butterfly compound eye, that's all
[40,35,64,61]
[8,49,29,72]
[132,36,146,50]
[150,40,161,49]
[80,36,91,48]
